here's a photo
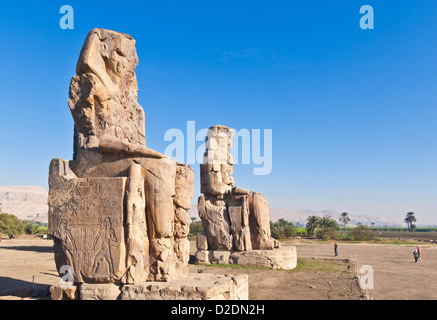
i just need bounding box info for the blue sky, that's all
[0,1,436,224]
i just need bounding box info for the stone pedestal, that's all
[195,247,297,270]
[50,273,248,300]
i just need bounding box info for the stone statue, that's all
[197,125,280,253]
[48,28,194,285]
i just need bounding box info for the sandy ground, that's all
[0,238,59,297]
[0,237,436,300]
[290,240,437,300]
[188,241,363,300]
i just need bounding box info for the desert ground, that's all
[290,241,437,300]
[0,236,436,300]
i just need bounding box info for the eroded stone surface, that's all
[49,286,78,300]
[69,28,146,158]
[119,273,248,300]
[49,161,127,283]
[79,283,122,300]
[229,247,297,270]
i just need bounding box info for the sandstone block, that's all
[196,232,208,251]
[229,247,297,270]
[79,283,122,300]
[194,250,209,264]
[49,161,128,283]
[209,250,231,264]
[196,247,297,270]
[50,285,78,300]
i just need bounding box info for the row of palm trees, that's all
[305,211,418,235]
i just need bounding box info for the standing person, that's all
[334,242,338,257]
[413,249,419,263]
[417,246,421,260]
[91,217,118,277]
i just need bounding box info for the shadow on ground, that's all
[189,254,196,264]
[0,246,53,253]
[0,276,51,297]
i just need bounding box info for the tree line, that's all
[0,202,48,237]
[271,211,418,241]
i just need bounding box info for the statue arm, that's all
[98,135,167,159]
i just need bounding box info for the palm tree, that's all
[306,216,320,237]
[319,215,338,231]
[339,212,351,230]
[404,212,417,232]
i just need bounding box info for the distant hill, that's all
[267,208,403,227]
[0,186,406,227]
[188,205,404,227]
[0,186,48,223]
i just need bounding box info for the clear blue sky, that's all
[0,1,436,224]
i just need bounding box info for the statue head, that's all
[77,28,139,94]
[69,28,146,157]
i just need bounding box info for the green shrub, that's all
[24,222,40,235]
[0,213,26,236]
[0,213,47,236]
[35,226,48,234]
[189,222,203,235]
[316,228,338,240]
[270,220,297,240]
[349,225,376,241]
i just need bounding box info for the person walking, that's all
[413,249,419,263]
[334,242,338,257]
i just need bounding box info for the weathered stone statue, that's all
[48,28,194,285]
[196,126,296,269]
[48,28,250,300]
